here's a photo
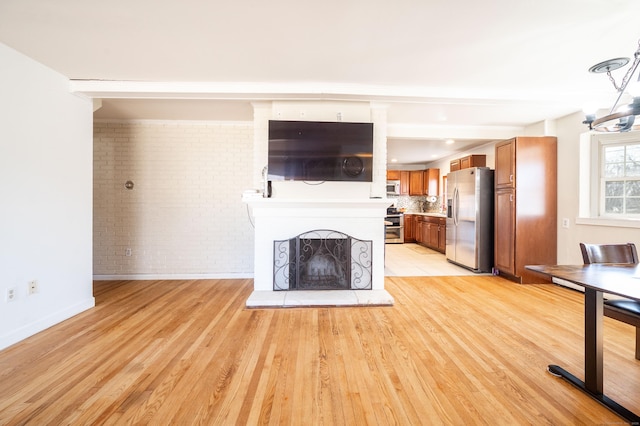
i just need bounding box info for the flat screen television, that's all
[267,120,374,182]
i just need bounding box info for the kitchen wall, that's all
[0,44,94,350]
[93,120,255,278]
[390,195,442,213]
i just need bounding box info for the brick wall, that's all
[93,120,254,278]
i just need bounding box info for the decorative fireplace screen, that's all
[273,229,372,291]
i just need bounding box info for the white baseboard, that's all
[0,297,95,351]
[553,277,584,292]
[553,277,626,300]
[93,273,254,281]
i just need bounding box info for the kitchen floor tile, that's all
[384,243,479,276]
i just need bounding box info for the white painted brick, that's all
[94,120,254,276]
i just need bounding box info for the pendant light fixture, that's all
[583,39,640,132]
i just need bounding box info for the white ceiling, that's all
[1,0,639,165]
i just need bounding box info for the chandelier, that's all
[583,39,640,132]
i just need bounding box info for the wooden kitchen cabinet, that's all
[399,171,410,195]
[460,155,486,170]
[405,169,441,196]
[428,222,439,248]
[494,137,557,283]
[438,221,446,252]
[495,143,515,189]
[387,170,400,180]
[450,155,485,172]
[404,214,415,243]
[423,168,440,195]
[494,189,515,275]
[421,220,429,246]
[409,171,424,195]
[415,217,423,244]
[415,215,446,253]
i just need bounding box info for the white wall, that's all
[93,120,255,278]
[554,112,640,264]
[0,43,94,350]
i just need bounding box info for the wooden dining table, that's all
[526,263,640,424]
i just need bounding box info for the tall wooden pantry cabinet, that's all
[494,136,557,283]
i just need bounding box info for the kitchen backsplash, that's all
[390,195,444,213]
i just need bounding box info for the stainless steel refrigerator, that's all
[446,167,494,272]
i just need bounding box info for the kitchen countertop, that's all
[405,212,447,217]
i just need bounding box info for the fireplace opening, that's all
[273,229,372,291]
[300,238,349,290]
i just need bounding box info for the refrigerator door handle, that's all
[454,187,460,226]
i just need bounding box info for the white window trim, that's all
[577,130,640,229]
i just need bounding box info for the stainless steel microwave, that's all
[386,180,400,196]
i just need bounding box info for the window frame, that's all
[577,131,640,228]
[598,140,640,219]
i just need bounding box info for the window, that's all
[601,141,640,216]
[578,131,640,228]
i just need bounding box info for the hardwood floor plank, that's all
[0,276,638,425]
[316,309,348,425]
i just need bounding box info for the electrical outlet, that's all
[6,287,17,302]
[125,248,132,256]
[28,280,38,295]
[562,218,570,229]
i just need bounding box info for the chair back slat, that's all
[579,243,639,265]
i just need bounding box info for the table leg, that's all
[547,288,640,424]
[584,288,603,394]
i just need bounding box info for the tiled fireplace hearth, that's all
[243,198,394,307]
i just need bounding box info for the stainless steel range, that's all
[385,214,404,243]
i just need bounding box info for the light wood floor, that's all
[1,276,639,425]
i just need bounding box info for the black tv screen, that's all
[268,120,373,182]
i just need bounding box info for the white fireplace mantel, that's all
[243,197,394,308]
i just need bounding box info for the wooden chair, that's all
[579,242,640,360]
